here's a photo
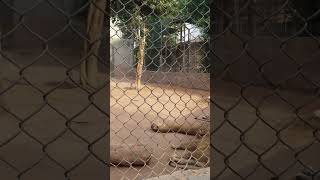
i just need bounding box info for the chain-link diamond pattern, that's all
[0,0,210,179]
[212,0,320,179]
[0,0,109,179]
[110,0,210,179]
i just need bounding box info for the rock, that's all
[143,167,209,180]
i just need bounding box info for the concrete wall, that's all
[113,34,318,93]
[141,71,209,91]
[110,21,134,74]
[114,69,210,91]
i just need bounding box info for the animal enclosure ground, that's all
[0,50,319,179]
[213,81,320,179]
[0,50,211,179]
[0,54,210,179]
[110,79,209,180]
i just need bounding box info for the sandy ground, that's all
[0,52,210,180]
[110,79,209,180]
[0,50,319,180]
[212,80,320,180]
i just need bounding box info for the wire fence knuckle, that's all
[0,0,319,179]
[212,1,320,180]
[110,0,210,179]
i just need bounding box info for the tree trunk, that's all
[81,0,106,89]
[135,23,146,90]
[176,24,186,72]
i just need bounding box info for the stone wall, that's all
[144,168,209,180]
[113,70,210,91]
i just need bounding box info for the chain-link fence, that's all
[0,0,210,179]
[212,0,320,179]
[1,0,319,179]
[0,0,109,179]
[110,0,210,179]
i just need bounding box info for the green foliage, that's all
[181,0,210,37]
[111,0,210,71]
[111,0,180,39]
[112,0,210,39]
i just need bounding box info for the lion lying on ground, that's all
[169,133,210,169]
[151,115,209,136]
[151,112,210,169]
[110,143,152,167]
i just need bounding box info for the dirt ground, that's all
[212,80,320,180]
[0,52,210,180]
[110,79,209,180]
[0,50,319,180]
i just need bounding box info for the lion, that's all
[151,115,209,136]
[169,133,210,169]
[110,143,152,167]
[151,108,210,169]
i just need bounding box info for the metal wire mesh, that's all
[0,0,109,179]
[110,0,210,179]
[212,0,320,179]
[3,0,319,179]
[0,0,210,179]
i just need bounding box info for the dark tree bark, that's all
[80,0,106,89]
